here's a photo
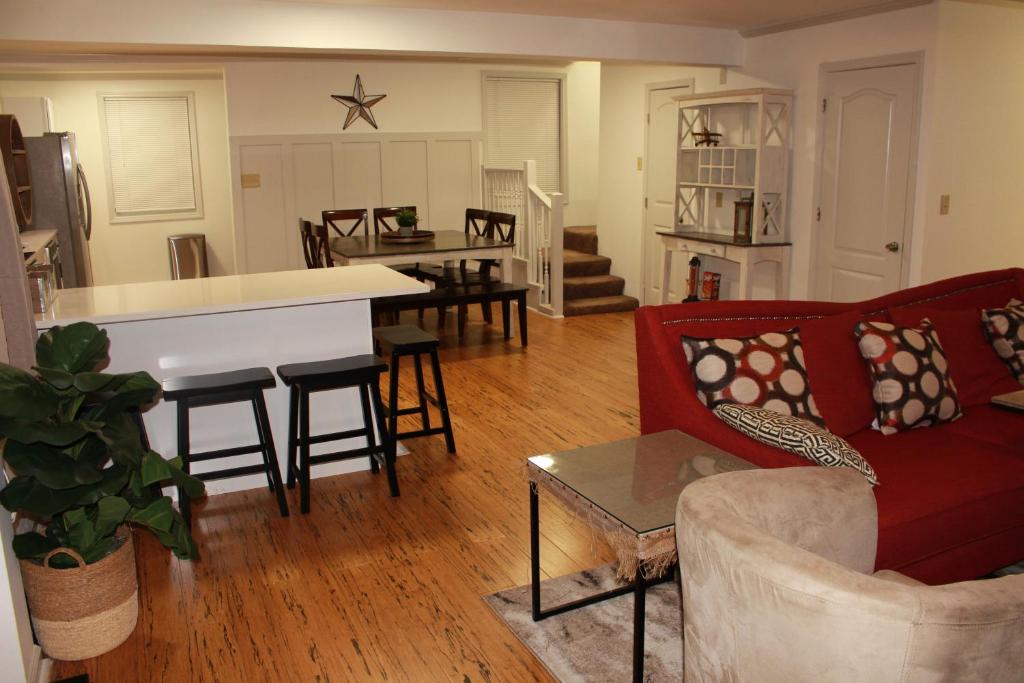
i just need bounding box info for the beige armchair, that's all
[675,467,1024,682]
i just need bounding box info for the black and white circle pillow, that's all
[981,299,1024,383]
[854,319,961,435]
[681,328,824,427]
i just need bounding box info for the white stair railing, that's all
[481,160,563,318]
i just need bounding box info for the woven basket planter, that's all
[19,528,139,661]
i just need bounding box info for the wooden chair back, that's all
[373,206,416,235]
[322,209,369,237]
[300,219,333,268]
[486,212,516,245]
[465,208,491,237]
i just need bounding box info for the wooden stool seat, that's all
[161,366,289,529]
[276,354,396,513]
[371,325,456,456]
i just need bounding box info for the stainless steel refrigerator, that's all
[24,132,93,288]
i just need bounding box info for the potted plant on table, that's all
[0,322,204,661]
[395,208,419,236]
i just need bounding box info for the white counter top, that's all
[36,264,428,328]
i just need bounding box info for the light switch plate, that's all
[636,157,643,171]
[939,194,950,215]
[241,173,261,189]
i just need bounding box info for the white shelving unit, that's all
[674,88,793,244]
[659,89,794,303]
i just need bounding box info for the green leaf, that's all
[73,464,131,506]
[63,509,97,554]
[0,476,87,516]
[167,461,206,499]
[0,419,98,447]
[127,496,174,533]
[35,322,109,374]
[34,366,74,390]
[94,496,130,538]
[89,373,160,418]
[152,513,199,560]
[80,536,119,564]
[0,364,59,420]
[1,440,103,489]
[11,532,59,560]
[72,372,118,393]
[97,413,146,468]
[140,452,173,486]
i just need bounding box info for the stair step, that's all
[564,249,611,277]
[564,275,626,300]
[564,225,598,255]
[564,295,640,317]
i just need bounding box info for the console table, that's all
[658,230,791,303]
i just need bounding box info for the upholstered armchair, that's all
[675,467,1024,682]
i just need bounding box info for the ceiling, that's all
[273,0,931,34]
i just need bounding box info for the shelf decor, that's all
[674,88,793,245]
[331,74,387,130]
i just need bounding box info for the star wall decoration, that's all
[331,74,386,130]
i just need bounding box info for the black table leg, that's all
[530,481,542,620]
[633,570,646,683]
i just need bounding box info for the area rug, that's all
[483,565,682,682]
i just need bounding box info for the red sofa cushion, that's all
[848,425,1024,580]
[943,403,1024,449]
[800,310,881,437]
[889,307,1019,407]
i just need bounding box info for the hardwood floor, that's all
[54,307,639,682]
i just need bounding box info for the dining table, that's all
[329,230,514,282]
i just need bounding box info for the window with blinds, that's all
[483,75,564,194]
[100,93,202,221]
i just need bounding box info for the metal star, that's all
[331,74,386,130]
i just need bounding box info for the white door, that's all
[643,83,692,304]
[814,62,920,302]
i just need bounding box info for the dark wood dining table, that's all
[330,230,514,283]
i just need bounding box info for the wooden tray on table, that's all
[381,230,435,244]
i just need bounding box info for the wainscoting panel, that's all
[231,132,481,274]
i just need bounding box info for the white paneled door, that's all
[814,61,921,302]
[643,82,692,305]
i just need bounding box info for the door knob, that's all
[885,241,900,253]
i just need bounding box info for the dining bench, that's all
[371,282,528,346]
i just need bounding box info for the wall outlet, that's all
[939,194,950,215]
[241,173,261,189]
[715,191,723,208]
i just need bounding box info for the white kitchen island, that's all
[35,265,428,495]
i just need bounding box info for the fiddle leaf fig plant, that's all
[0,322,204,568]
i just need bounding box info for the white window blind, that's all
[484,77,562,193]
[102,95,200,218]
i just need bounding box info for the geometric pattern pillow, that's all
[981,298,1024,383]
[681,328,824,427]
[713,403,878,485]
[853,319,962,435]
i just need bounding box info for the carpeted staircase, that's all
[563,226,639,316]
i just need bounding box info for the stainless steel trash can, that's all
[167,233,209,280]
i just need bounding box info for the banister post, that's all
[549,192,564,318]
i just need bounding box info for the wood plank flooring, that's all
[53,307,640,682]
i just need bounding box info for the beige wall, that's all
[919,0,1024,282]
[0,70,235,285]
[224,59,601,227]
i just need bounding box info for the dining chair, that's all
[299,219,333,269]
[372,206,417,235]
[322,209,369,238]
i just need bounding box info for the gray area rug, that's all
[484,560,1024,682]
[483,565,682,682]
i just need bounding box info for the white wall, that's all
[0,70,236,285]
[0,0,742,66]
[919,0,1024,282]
[224,59,601,226]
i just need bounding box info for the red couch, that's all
[636,268,1024,585]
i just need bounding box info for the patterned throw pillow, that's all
[681,329,824,427]
[981,299,1024,383]
[854,319,962,435]
[713,403,878,485]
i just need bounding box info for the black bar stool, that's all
[372,325,456,458]
[161,367,289,529]
[276,354,395,514]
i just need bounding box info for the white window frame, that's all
[98,91,204,224]
[481,71,568,198]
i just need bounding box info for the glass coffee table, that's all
[527,430,756,682]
